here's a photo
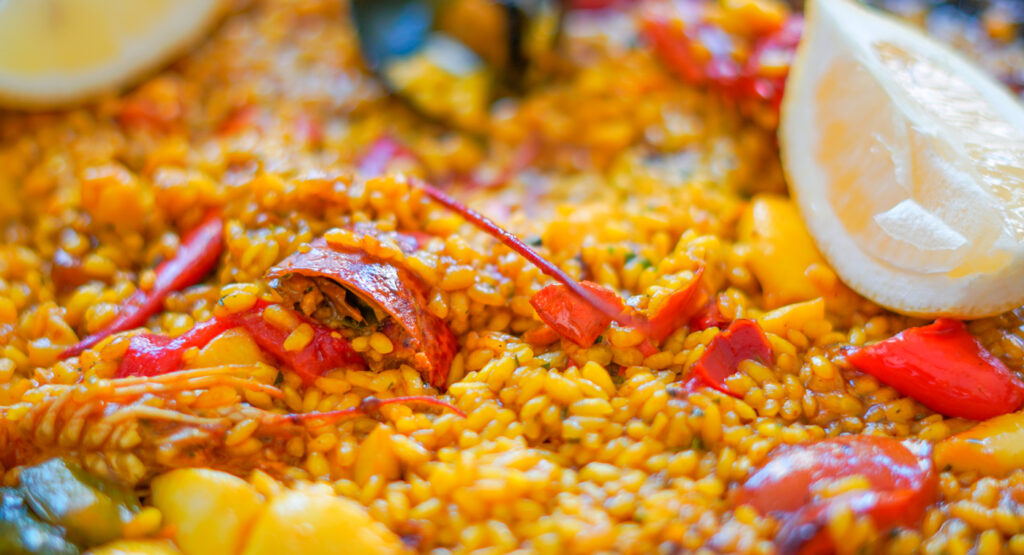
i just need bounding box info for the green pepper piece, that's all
[0,488,79,555]
[19,459,139,547]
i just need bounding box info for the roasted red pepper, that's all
[61,212,224,359]
[642,8,802,112]
[737,436,937,554]
[529,281,625,348]
[742,16,802,110]
[689,296,731,331]
[217,105,260,136]
[117,300,365,382]
[266,235,457,389]
[684,319,771,398]
[646,266,707,341]
[847,318,1024,420]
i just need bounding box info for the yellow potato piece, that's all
[240,487,403,555]
[354,425,401,487]
[756,297,826,337]
[151,469,264,555]
[188,327,269,369]
[934,412,1024,476]
[739,194,828,308]
[87,539,182,555]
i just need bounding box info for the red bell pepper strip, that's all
[646,266,707,341]
[737,436,937,554]
[61,212,224,360]
[689,296,731,331]
[117,300,365,383]
[217,105,260,136]
[740,15,803,111]
[117,317,234,378]
[266,235,458,389]
[529,281,625,348]
[642,8,802,112]
[683,319,771,398]
[642,16,705,85]
[847,318,1024,420]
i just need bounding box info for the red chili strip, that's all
[847,318,1024,420]
[62,212,224,359]
[683,319,771,398]
[116,300,365,383]
[737,436,937,554]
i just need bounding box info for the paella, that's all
[1,0,1024,553]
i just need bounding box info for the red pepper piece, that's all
[737,436,937,554]
[642,9,803,112]
[638,338,659,358]
[646,266,707,341]
[116,301,365,382]
[642,17,706,85]
[689,296,731,331]
[117,317,234,378]
[266,237,457,389]
[217,105,260,136]
[740,15,803,110]
[62,212,224,360]
[529,281,625,348]
[847,318,1024,420]
[684,319,771,398]
[230,304,365,384]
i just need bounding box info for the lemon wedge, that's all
[0,0,224,108]
[780,0,1024,318]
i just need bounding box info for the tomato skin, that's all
[848,318,1024,420]
[737,436,937,554]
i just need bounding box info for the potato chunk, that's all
[739,195,828,308]
[241,486,402,555]
[151,469,263,555]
